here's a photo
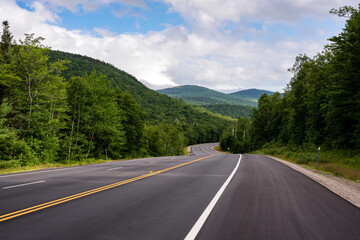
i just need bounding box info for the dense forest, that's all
[201,104,252,119]
[221,5,360,154]
[0,21,233,169]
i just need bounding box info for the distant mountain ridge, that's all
[158,85,275,108]
[230,88,275,100]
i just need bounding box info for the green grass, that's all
[213,145,232,154]
[0,159,109,175]
[253,146,360,181]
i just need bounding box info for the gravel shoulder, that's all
[267,155,360,208]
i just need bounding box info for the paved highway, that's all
[0,143,359,239]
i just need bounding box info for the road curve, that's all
[0,144,359,239]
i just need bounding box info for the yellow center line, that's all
[0,154,218,223]
[200,146,213,155]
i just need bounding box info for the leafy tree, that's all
[115,90,147,157]
[250,94,272,148]
[65,72,126,160]
[326,4,360,148]
[0,20,18,104]
[0,101,32,165]
[0,20,14,64]
[220,117,251,153]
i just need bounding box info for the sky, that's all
[0,0,358,93]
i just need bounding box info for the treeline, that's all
[221,5,360,153]
[0,22,232,168]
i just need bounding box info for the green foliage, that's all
[201,104,252,119]
[0,101,33,165]
[65,72,126,160]
[50,51,233,145]
[144,124,186,156]
[220,117,251,153]
[246,5,360,151]
[221,5,360,163]
[0,22,233,171]
[114,90,146,157]
[254,144,360,181]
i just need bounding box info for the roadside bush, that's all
[0,160,20,169]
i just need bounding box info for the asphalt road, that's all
[0,143,359,239]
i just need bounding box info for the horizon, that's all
[156,84,278,94]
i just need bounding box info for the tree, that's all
[250,94,272,148]
[0,20,17,104]
[326,4,360,148]
[0,20,14,64]
[65,72,126,160]
[115,90,147,157]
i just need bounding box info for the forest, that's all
[220,5,360,180]
[0,21,233,170]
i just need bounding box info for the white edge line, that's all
[2,180,46,189]
[107,167,124,171]
[184,154,242,240]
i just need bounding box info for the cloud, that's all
[164,0,359,24]
[1,0,357,92]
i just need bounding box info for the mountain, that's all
[158,85,262,107]
[230,89,276,99]
[49,51,234,145]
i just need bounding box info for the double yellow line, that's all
[0,154,218,223]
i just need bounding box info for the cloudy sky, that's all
[0,0,357,92]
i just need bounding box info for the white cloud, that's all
[164,0,359,24]
[1,0,357,93]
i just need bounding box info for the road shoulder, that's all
[267,155,360,208]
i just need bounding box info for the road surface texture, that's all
[0,143,359,239]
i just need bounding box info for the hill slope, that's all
[230,88,275,99]
[158,85,276,108]
[50,51,234,144]
[158,85,259,107]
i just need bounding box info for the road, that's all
[0,143,359,239]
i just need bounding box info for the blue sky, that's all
[56,1,185,35]
[1,0,358,92]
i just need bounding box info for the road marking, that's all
[107,167,123,171]
[200,146,213,155]
[184,154,242,240]
[2,180,45,190]
[0,154,218,223]
[147,161,157,164]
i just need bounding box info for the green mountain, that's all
[230,88,275,99]
[49,51,234,144]
[158,85,274,107]
[157,85,277,119]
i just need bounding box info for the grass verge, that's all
[253,146,360,182]
[213,145,232,154]
[0,159,108,175]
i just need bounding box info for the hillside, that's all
[158,85,276,108]
[49,51,234,144]
[230,88,275,99]
[0,30,235,169]
[201,104,252,119]
[158,85,259,107]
